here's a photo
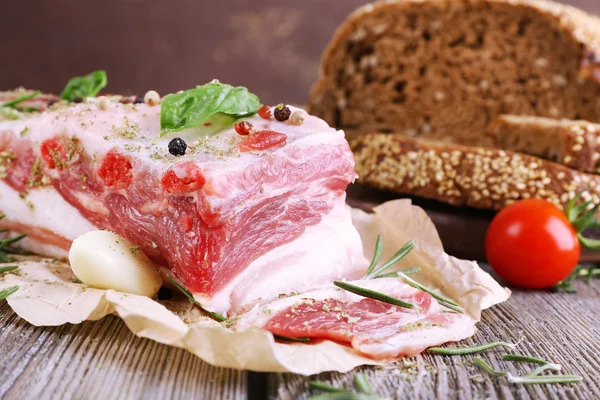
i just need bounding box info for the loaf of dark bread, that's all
[309,0,600,145]
[488,115,600,173]
[351,133,600,211]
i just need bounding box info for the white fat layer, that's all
[2,102,340,173]
[354,317,476,359]
[0,180,97,241]
[198,196,368,314]
[15,236,68,259]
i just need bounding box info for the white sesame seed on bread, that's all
[488,115,600,174]
[351,134,600,213]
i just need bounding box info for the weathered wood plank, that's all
[0,303,248,400]
[268,277,600,400]
[1,274,598,400]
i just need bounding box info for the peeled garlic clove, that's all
[69,230,162,297]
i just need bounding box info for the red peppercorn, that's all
[234,121,253,136]
[257,105,272,120]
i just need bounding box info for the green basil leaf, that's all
[60,70,107,101]
[160,81,261,136]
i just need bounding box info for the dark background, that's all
[1,0,598,105]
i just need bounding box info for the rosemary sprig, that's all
[365,240,415,279]
[309,381,347,393]
[274,335,310,343]
[167,277,226,322]
[0,286,19,301]
[362,238,462,312]
[0,214,27,263]
[309,375,383,400]
[1,91,40,109]
[474,357,582,385]
[308,393,382,400]
[354,373,373,394]
[333,281,421,312]
[507,375,583,385]
[552,265,600,293]
[0,265,19,274]
[438,301,464,313]
[374,267,421,278]
[473,357,508,377]
[502,354,550,365]
[429,342,515,355]
[364,235,383,276]
[526,363,562,377]
[397,272,460,307]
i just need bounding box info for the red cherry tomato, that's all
[485,198,580,289]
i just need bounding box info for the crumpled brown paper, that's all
[0,200,509,374]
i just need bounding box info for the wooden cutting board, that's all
[346,183,600,263]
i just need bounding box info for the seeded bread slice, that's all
[351,133,600,212]
[488,115,600,174]
[309,0,600,144]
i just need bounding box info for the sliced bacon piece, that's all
[234,278,475,359]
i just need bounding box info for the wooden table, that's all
[1,268,598,400]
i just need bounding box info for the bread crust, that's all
[351,133,600,212]
[488,115,600,173]
[309,0,600,144]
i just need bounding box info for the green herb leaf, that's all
[397,271,461,308]
[309,382,348,393]
[365,240,415,279]
[0,285,19,301]
[474,357,581,385]
[577,234,600,251]
[473,357,508,377]
[160,81,261,136]
[507,374,582,385]
[60,70,107,101]
[307,393,383,400]
[374,267,421,279]
[354,374,373,394]
[0,215,27,263]
[572,204,600,232]
[308,378,384,400]
[333,281,421,312]
[0,266,18,274]
[502,354,549,365]
[525,363,562,377]
[364,235,383,276]
[428,341,515,355]
[2,91,40,109]
[167,277,227,322]
[565,193,583,222]
[273,335,310,343]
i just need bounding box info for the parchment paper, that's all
[0,199,510,374]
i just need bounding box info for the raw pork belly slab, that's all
[234,278,474,359]
[0,92,365,312]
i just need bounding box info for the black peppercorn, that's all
[168,137,187,156]
[134,95,145,104]
[274,104,291,121]
[47,99,58,107]
[72,97,83,104]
